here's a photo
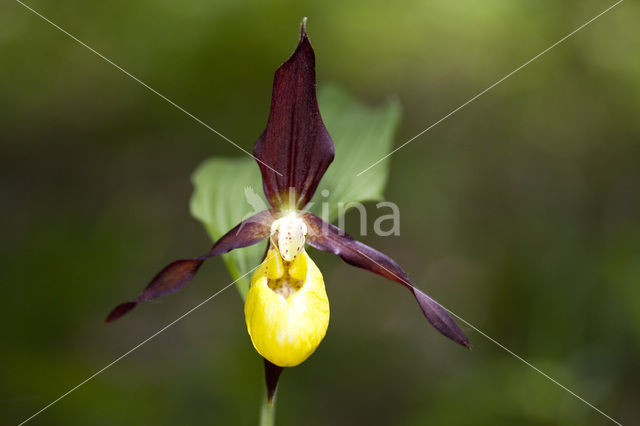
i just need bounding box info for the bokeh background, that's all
[2,0,639,424]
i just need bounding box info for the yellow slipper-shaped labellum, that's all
[244,248,329,367]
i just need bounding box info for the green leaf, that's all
[189,157,265,297]
[189,85,401,296]
[310,84,401,221]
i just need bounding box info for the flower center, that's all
[270,213,307,261]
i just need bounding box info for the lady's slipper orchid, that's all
[107,21,469,400]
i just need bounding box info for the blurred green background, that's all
[2,0,639,424]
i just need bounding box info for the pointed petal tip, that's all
[104,211,271,324]
[301,17,308,35]
[105,301,137,323]
[457,333,472,350]
[303,213,471,350]
[411,287,471,349]
[447,331,472,350]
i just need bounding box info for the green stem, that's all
[259,391,276,426]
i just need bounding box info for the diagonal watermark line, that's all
[445,308,623,426]
[348,246,623,425]
[357,0,624,176]
[13,0,282,177]
[17,262,264,426]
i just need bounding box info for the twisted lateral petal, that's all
[253,20,334,210]
[303,213,470,349]
[245,249,330,367]
[105,210,275,322]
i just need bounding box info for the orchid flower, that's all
[106,21,470,401]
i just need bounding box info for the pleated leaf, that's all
[309,85,401,221]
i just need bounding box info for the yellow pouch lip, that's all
[245,249,329,367]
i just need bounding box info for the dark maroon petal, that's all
[253,21,334,210]
[264,358,284,403]
[105,302,137,323]
[105,210,274,323]
[303,213,470,349]
[411,288,470,349]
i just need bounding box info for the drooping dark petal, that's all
[105,210,275,323]
[253,20,335,210]
[264,357,284,403]
[303,213,471,349]
[411,288,471,349]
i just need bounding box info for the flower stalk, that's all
[259,393,276,426]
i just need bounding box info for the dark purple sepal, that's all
[253,21,335,210]
[303,213,471,349]
[105,210,275,323]
[264,357,284,403]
